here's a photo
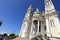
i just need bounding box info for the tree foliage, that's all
[2,33,8,37]
[9,33,15,37]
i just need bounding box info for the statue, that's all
[45,0,50,2]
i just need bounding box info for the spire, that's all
[25,5,32,18]
[45,0,56,13]
[19,5,32,37]
[26,5,32,13]
[34,8,40,14]
[28,5,32,10]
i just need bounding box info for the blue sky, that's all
[0,0,60,35]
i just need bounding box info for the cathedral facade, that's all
[13,0,60,40]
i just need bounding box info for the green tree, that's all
[2,33,8,37]
[9,33,17,39]
[9,33,15,37]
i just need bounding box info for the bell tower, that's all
[45,0,60,39]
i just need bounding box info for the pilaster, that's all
[45,17,51,37]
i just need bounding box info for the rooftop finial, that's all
[34,8,40,14]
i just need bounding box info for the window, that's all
[50,20,54,26]
[39,21,41,32]
[44,26,46,30]
[39,25,41,32]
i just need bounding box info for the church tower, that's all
[13,0,60,40]
[19,5,32,38]
[44,0,60,39]
[29,8,43,40]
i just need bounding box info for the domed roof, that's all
[33,8,41,17]
[32,8,41,20]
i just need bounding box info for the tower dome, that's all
[32,8,41,21]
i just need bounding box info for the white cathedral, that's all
[13,0,60,40]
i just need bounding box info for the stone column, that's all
[37,20,39,35]
[41,21,44,36]
[46,18,51,37]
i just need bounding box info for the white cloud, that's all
[0,32,9,36]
